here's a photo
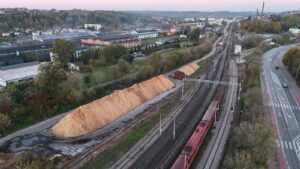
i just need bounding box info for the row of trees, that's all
[80,45,132,67]
[223,52,274,168]
[0,8,137,32]
[283,47,300,85]
[241,14,300,33]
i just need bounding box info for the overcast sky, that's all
[1,0,299,12]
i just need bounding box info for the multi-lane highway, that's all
[262,45,300,169]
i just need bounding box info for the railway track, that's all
[201,60,238,169]
[60,91,180,169]
[110,76,206,169]
[128,24,234,169]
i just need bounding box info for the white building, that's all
[234,45,242,55]
[196,22,206,29]
[289,28,300,35]
[84,24,102,31]
[184,18,195,22]
[1,33,10,37]
[0,62,40,87]
[132,29,159,39]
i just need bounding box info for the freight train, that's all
[171,101,219,169]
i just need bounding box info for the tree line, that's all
[223,48,274,169]
[241,14,300,34]
[283,46,300,85]
[0,8,137,32]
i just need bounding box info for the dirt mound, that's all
[178,63,199,76]
[171,63,199,80]
[51,75,175,138]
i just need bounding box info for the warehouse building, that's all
[132,29,159,39]
[81,34,141,48]
[0,61,39,87]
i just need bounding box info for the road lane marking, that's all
[285,141,289,149]
[289,142,293,150]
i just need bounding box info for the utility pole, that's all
[173,116,176,139]
[159,111,162,136]
[182,78,185,97]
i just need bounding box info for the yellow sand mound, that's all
[51,75,174,138]
[178,63,199,76]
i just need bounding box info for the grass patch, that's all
[81,94,181,169]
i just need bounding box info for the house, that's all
[132,29,159,39]
[289,27,300,35]
[152,24,178,36]
[180,34,187,39]
[234,45,242,55]
[0,61,40,87]
[1,33,10,37]
[69,62,82,71]
[81,34,141,49]
[84,24,102,31]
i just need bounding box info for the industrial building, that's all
[0,61,40,87]
[33,32,93,43]
[132,29,159,39]
[81,34,141,48]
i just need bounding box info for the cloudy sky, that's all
[1,0,299,12]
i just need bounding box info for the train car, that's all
[171,101,219,169]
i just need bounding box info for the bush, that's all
[0,112,11,135]
[15,151,54,169]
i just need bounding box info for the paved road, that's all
[262,45,300,169]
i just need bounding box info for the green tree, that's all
[283,47,300,82]
[0,112,11,135]
[188,28,201,43]
[35,62,67,96]
[116,59,130,75]
[148,54,162,74]
[52,39,76,69]
[111,59,131,78]
[102,45,132,64]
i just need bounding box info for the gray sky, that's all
[0,0,299,12]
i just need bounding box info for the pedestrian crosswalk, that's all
[267,102,300,111]
[276,139,295,150]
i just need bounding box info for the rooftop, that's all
[136,29,158,33]
[0,61,40,83]
[98,34,139,41]
[35,32,92,41]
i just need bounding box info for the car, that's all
[282,83,288,88]
[276,66,279,69]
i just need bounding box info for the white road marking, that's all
[285,141,289,149]
[289,142,293,150]
[281,140,285,148]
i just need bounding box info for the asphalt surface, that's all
[262,45,300,169]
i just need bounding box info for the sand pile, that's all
[178,63,199,76]
[51,75,174,138]
[171,63,200,80]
